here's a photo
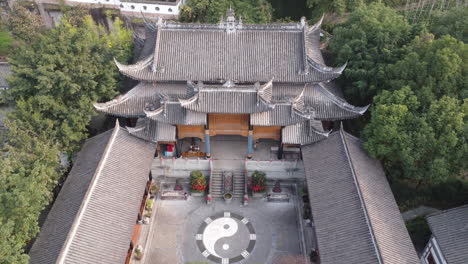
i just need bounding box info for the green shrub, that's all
[145,199,154,210]
[250,171,266,192]
[190,170,206,193]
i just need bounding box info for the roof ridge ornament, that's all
[223,80,235,88]
[300,16,307,28]
[219,8,242,33]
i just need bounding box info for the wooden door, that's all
[208,114,249,137]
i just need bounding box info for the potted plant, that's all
[190,170,207,196]
[145,199,154,211]
[250,170,266,198]
[134,245,144,260]
[150,184,159,199]
[224,193,232,203]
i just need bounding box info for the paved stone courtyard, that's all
[142,188,304,264]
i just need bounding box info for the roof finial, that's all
[300,16,307,28]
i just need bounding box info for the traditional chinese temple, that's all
[94,9,368,159]
[29,10,420,264]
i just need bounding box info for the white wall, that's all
[65,0,181,15]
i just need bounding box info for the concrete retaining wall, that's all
[151,158,210,179]
[246,160,305,180]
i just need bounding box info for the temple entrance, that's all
[208,114,249,137]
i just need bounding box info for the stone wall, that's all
[246,160,305,180]
[151,158,211,179]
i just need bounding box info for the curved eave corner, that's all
[308,14,324,33]
[317,83,370,117]
[113,56,153,80]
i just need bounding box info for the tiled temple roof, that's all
[281,120,330,145]
[179,80,275,114]
[302,128,419,264]
[95,81,367,125]
[251,83,368,125]
[29,122,156,264]
[93,82,189,118]
[145,98,207,125]
[426,205,468,264]
[127,118,176,142]
[302,83,368,120]
[115,15,346,83]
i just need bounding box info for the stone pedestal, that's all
[273,180,282,193]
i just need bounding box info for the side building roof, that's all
[302,128,419,264]
[426,205,468,264]
[29,122,156,264]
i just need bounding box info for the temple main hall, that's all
[94,9,368,159]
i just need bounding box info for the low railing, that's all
[206,159,213,204]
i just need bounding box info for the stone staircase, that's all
[209,170,245,200]
[210,170,224,199]
[232,171,245,198]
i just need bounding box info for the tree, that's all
[363,87,467,183]
[0,120,61,264]
[5,3,44,44]
[179,0,273,23]
[429,7,468,43]
[5,15,132,151]
[387,34,467,107]
[306,0,406,16]
[328,3,420,106]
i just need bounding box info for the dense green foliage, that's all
[363,87,467,182]
[392,178,468,212]
[306,0,405,16]
[386,35,467,107]
[0,8,133,263]
[329,3,421,105]
[5,4,44,44]
[429,7,468,43]
[180,0,273,23]
[329,3,467,186]
[405,216,431,251]
[5,15,132,152]
[0,120,61,264]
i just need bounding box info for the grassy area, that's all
[0,30,13,57]
[391,178,468,212]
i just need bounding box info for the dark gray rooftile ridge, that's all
[426,204,468,219]
[316,83,369,114]
[55,121,122,264]
[338,126,384,264]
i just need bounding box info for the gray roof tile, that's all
[94,82,189,118]
[115,18,345,83]
[179,81,274,114]
[427,205,468,264]
[127,118,176,143]
[282,120,329,145]
[302,128,419,264]
[29,123,156,264]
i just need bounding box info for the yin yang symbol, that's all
[196,212,256,263]
[203,217,238,257]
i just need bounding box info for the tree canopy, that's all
[387,34,467,107]
[0,120,61,264]
[5,15,132,152]
[329,3,421,106]
[179,0,273,23]
[363,89,467,183]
